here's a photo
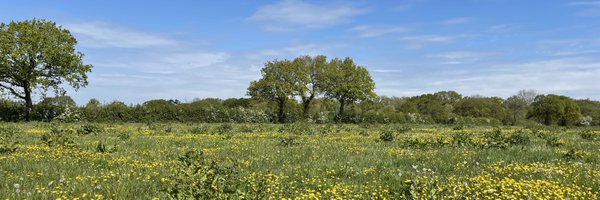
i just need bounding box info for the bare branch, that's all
[0,83,25,99]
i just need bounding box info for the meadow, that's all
[0,122,598,199]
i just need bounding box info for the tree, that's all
[293,55,327,119]
[504,95,528,125]
[455,96,507,121]
[247,59,297,123]
[0,19,92,120]
[529,94,582,126]
[34,95,76,121]
[321,57,376,122]
[516,89,537,105]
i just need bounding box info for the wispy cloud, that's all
[426,51,498,60]
[400,35,464,43]
[567,1,600,16]
[440,17,471,25]
[247,0,368,31]
[351,25,410,37]
[568,1,600,6]
[65,22,177,48]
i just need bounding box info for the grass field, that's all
[1,123,599,199]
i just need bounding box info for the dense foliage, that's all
[1,89,598,126]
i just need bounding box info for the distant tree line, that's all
[1,88,598,126]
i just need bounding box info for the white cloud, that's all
[426,51,497,64]
[160,52,230,69]
[567,1,600,16]
[247,0,368,31]
[65,22,177,48]
[400,35,463,43]
[351,25,410,37]
[381,56,600,99]
[440,17,471,25]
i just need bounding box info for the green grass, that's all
[0,122,598,199]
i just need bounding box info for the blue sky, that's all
[2,0,600,104]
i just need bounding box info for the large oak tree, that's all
[321,57,376,122]
[0,19,92,120]
[247,59,297,123]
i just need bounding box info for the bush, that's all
[579,129,598,141]
[78,124,104,135]
[451,132,471,147]
[96,141,117,153]
[506,129,531,146]
[117,131,131,140]
[164,149,242,199]
[41,125,77,148]
[279,135,300,146]
[544,135,563,147]
[0,126,19,154]
[379,128,396,142]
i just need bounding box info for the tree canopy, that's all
[0,19,92,120]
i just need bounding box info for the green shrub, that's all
[545,135,563,147]
[579,129,598,141]
[41,125,77,148]
[482,128,508,149]
[117,131,131,140]
[279,135,300,146]
[0,126,19,154]
[506,130,530,146]
[379,129,396,142]
[164,149,242,199]
[78,124,104,135]
[96,141,117,153]
[451,132,471,147]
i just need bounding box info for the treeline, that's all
[0,90,598,126]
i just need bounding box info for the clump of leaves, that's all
[0,126,19,154]
[359,128,369,136]
[579,129,598,141]
[165,149,242,199]
[279,134,300,146]
[482,128,507,148]
[96,141,117,153]
[544,135,563,147]
[117,131,131,140]
[506,129,530,146]
[77,124,104,135]
[563,149,585,161]
[41,125,77,148]
[379,128,396,142]
[451,132,471,147]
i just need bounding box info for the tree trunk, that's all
[336,99,345,122]
[302,95,314,119]
[24,85,33,121]
[277,99,286,123]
